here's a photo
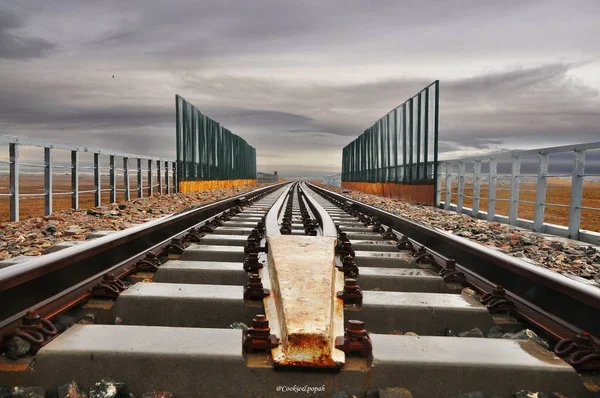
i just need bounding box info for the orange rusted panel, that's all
[263,235,345,368]
[178,179,257,193]
[341,182,434,205]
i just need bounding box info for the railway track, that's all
[0,181,598,397]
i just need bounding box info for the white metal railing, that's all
[322,173,341,187]
[0,135,178,222]
[436,142,600,245]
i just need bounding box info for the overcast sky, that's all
[0,0,599,177]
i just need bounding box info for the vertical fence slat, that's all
[444,163,451,210]
[9,143,19,222]
[457,161,465,213]
[137,158,143,198]
[44,147,52,216]
[173,161,178,193]
[487,158,497,221]
[435,162,443,206]
[165,161,170,194]
[94,153,101,207]
[533,153,549,232]
[148,159,153,197]
[109,155,116,203]
[508,155,521,225]
[157,160,163,194]
[71,150,79,210]
[123,157,130,201]
[569,150,585,239]
[473,160,481,217]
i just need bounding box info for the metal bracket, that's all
[242,315,279,353]
[244,274,270,301]
[335,320,372,358]
[11,310,58,351]
[554,332,600,371]
[136,251,162,272]
[243,253,263,273]
[92,273,129,299]
[336,278,363,306]
[166,238,186,255]
[480,285,515,314]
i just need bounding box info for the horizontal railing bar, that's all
[16,162,44,167]
[544,203,570,208]
[0,135,175,162]
[579,206,600,211]
[439,141,600,163]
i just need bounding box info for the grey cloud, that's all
[0,11,54,59]
[1,1,599,177]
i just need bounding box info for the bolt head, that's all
[252,315,269,329]
[344,278,358,288]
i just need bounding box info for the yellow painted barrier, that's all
[341,182,434,205]
[178,179,257,193]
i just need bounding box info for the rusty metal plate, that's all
[263,235,345,368]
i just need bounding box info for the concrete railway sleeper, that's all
[0,182,595,397]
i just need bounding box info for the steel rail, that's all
[264,182,294,236]
[300,182,337,238]
[0,182,286,334]
[307,182,600,341]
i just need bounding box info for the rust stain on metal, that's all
[264,235,345,368]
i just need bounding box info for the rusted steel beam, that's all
[263,235,345,368]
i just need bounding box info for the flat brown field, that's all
[0,174,171,221]
[440,178,600,232]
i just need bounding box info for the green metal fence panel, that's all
[341,81,439,186]
[176,95,257,182]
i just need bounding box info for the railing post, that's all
[44,147,52,216]
[435,162,442,206]
[457,161,465,213]
[9,143,19,222]
[109,155,116,203]
[123,157,130,201]
[487,158,497,221]
[165,161,170,194]
[508,155,521,225]
[444,162,451,210]
[94,153,101,207]
[71,150,79,210]
[473,160,481,217]
[148,159,153,196]
[137,158,143,198]
[533,153,549,232]
[173,161,178,193]
[157,160,163,194]
[569,150,585,239]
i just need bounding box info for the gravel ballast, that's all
[314,183,600,283]
[0,183,275,261]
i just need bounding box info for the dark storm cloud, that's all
[0,11,54,59]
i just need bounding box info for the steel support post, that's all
[71,150,79,210]
[533,154,549,232]
[44,147,52,216]
[569,150,585,239]
[9,143,19,222]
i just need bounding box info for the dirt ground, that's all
[439,178,600,232]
